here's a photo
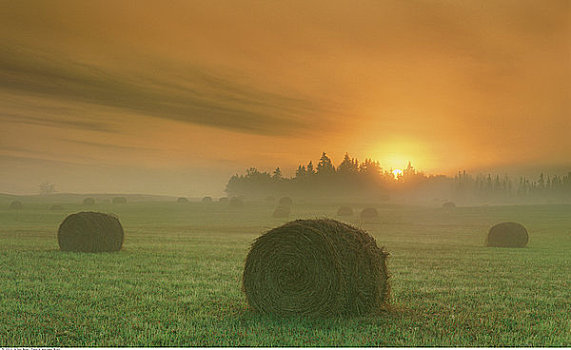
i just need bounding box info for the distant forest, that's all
[225,152,571,203]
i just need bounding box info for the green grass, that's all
[1,198,570,346]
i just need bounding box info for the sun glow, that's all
[392,169,403,178]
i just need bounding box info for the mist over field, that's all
[1,0,570,347]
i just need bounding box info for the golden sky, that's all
[1,0,569,195]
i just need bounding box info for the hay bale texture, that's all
[177,197,188,203]
[202,196,213,203]
[337,206,354,216]
[442,201,456,208]
[486,222,529,248]
[112,197,127,204]
[243,218,390,316]
[58,212,124,252]
[83,197,95,206]
[360,207,378,220]
[9,200,22,209]
[272,205,291,218]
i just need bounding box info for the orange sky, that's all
[1,0,570,195]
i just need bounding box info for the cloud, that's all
[0,45,322,136]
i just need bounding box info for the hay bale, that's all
[82,197,95,206]
[442,201,456,209]
[58,211,124,252]
[486,222,529,248]
[360,207,378,220]
[219,197,229,202]
[229,197,244,208]
[337,206,354,216]
[278,196,293,207]
[50,204,64,210]
[177,197,189,203]
[272,206,291,218]
[243,218,390,316]
[112,197,127,204]
[9,200,23,210]
[202,196,213,203]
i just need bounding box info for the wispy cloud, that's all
[0,45,321,136]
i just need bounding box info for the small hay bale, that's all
[278,196,293,207]
[58,211,124,252]
[50,204,64,210]
[202,196,213,203]
[82,197,95,206]
[360,207,378,220]
[486,222,529,248]
[219,197,229,202]
[112,197,127,204]
[177,197,188,203]
[229,197,244,208]
[243,218,390,316]
[9,200,23,210]
[272,206,291,218]
[337,206,354,216]
[442,201,456,209]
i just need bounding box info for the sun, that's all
[392,169,403,178]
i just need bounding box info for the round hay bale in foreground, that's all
[337,206,354,216]
[177,197,189,203]
[82,197,95,206]
[442,201,456,209]
[278,196,293,207]
[360,207,378,220]
[58,211,124,252]
[112,197,127,204]
[486,222,528,248]
[202,196,213,203]
[9,200,23,210]
[50,204,64,210]
[229,197,244,208]
[243,218,390,316]
[272,206,291,218]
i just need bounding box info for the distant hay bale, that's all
[50,204,64,210]
[112,197,127,204]
[360,207,379,220]
[337,206,354,216]
[278,196,293,207]
[83,197,95,206]
[177,197,189,203]
[442,201,456,209]
[9,200,22,210]
[272,206,291,218]
[229,197,244,208]
[219,197,229,202]
[202,196,213,203]
[243,219,389,316]
[58,211,124,252]
[486,222,529,248]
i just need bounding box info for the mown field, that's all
[0,196,569,346]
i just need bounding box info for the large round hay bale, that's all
[82,197,95,206]
[272,206,291,218]
[112,197,127,204]
[58,212,124,252]
[229,197,244,208]
[177,197,189,203]
[50,204,64,210]
[278,196,293,207]
[486,222,529,248]
[202,196,213,203]
[337,206,354,216]
[442,201,456,209]
[243,219,390,316]
[360,207,378,220]
[9,200,22,210]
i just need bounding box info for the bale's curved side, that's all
[177,197,189,203]
[58,211,124,252]
[219,197,229,202]
[337,206,354,216]
[9,200,22,210]
[486,222,528,248]
[442,201,456,208]
[360,207,378,220]
[202,196,213,203]
[272,206,291,218]
[243,218,389,316]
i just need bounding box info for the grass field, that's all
[1,196,570,346]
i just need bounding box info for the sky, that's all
[1,0,569,196]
